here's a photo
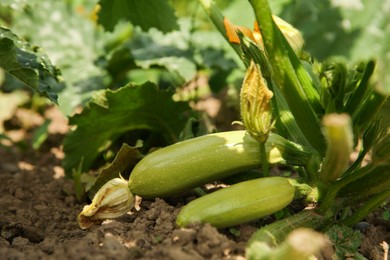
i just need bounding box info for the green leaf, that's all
[383,210,390,221]
[326,225,363,259]
[88,143,144,199]
[127,22,192,78]
[32,119,51,150]
[62,82,192,176]
[8,0,109,114]
[98,0,179,33]
[281,0,390,94]
[0,27,60,103]
[105,22,198,85]
[136,56,196,83]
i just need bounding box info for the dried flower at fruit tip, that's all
[240,61,274,143]
[78,177,134,229]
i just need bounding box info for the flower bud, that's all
[78,178,134,229]
[240,60,274,142]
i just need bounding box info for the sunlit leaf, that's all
[9,0,108,114]
[62,82,192,175]
[0,27,61,103]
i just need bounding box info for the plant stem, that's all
[342,189,390,226]
[319,165,374,214]
[196,0,242,58]
[288,178,319,203]
[259,141,269,176]
[344,60,375,115]
[342,149,366,177]
[353,89,388,127]
[249,0,326,155]
[193,187,207,196]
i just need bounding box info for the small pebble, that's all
[1,163,19,173]
[14,187,25,199]
[12,237,29,247]
[0,237,10,247]
[355,221,371,231]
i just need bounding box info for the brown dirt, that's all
[1,105,389,260]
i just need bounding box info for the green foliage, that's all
[1,1,390,257]
[102,18,238,89]
[6,0,108,114]
[88,143,144,199]
[326,225,365,259]
[121,23,196,84]
[0,27,61,103]
[62,82,193,176]
[98,0,179,33]
[382,210,390,220]
[31,118,50,150]
[72,159,86,202]
[280,0,390,94]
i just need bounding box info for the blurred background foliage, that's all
[0,0,389,124]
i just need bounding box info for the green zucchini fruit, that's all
[247,209,328,248]
[176,177,295,228]
[128,130,312,198]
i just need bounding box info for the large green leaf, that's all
[104,20,237,86]
[128,25,196,83]
[0,27,61,103]
[98,0,179,33]
[62,82,192,175]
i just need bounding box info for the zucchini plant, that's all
[2,1,389,256]
[77,0,390,258]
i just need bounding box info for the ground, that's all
[0,104,389,260]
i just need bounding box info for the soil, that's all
[1,104,390,260]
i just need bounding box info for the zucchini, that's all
[176,177,295,228]
[128,130,312,198]
[78,130,313,229]
[247,209,329,248]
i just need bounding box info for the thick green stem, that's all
[288,178,319,203]
[248,209,329,248]
[353,89,388,127]
[259,141,269,176]
[249,0,326,155]
[342,189,390,226]
[319,165,374,214]
[344,60,376,115]
[342,149,366,177]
